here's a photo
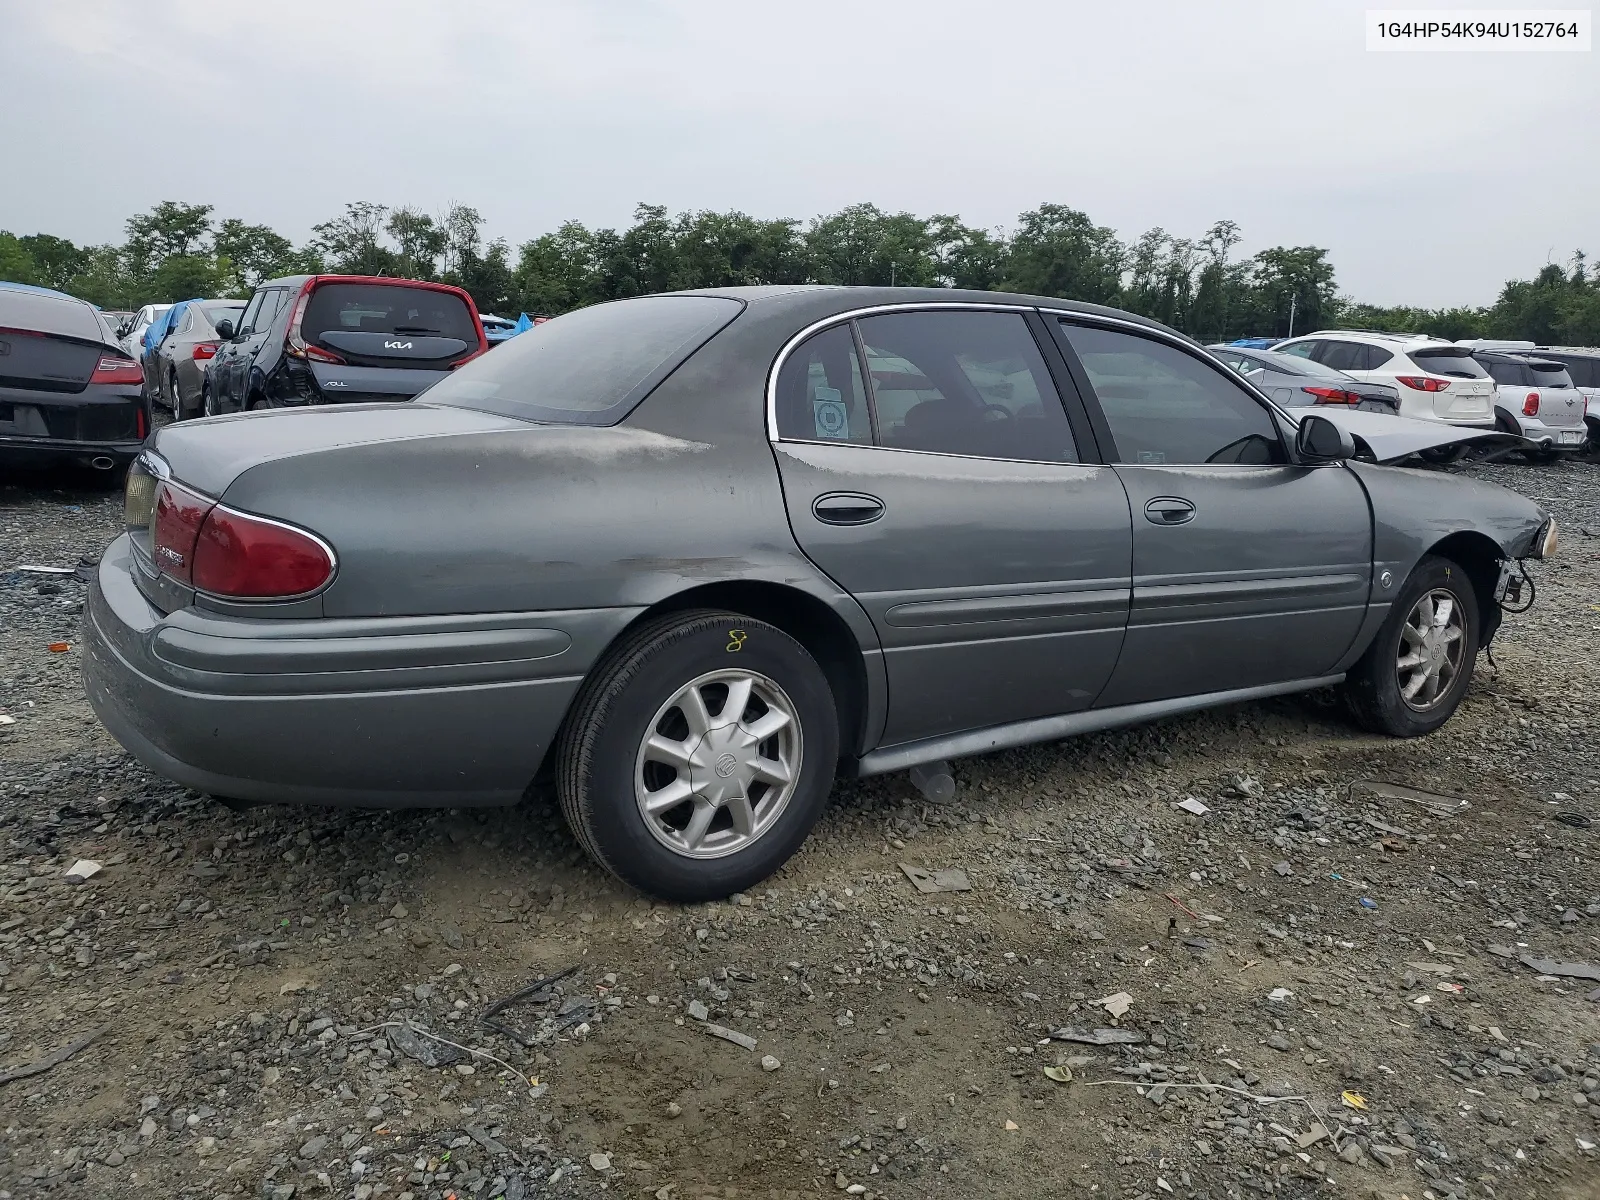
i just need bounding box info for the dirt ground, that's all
[1,456,1597,1200]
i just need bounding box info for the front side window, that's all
[1059,321,1285,465]
[855,311,1076,462]
[236,292,266,336]
[775,325,872,444]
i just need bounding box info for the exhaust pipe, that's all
[90,456,115,471]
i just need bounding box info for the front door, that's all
[1051,318,1372,708]
[769,308,1133,748]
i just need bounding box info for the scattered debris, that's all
[761,1054,781,1072]
[1341,1091,1368,1111]
[703,1023,758,1051]
[1296,1124,1329,1149]
[1358,898,1379,911]
[687,999,709,1022]
[0,714,15,726]
[1554,811,1592,829]
[1097,991,1133,1018]
[0,1026,108,1087]
[15,564,75,574]
[46,641,69,653]
[478,965,582,1045]
[1267,987,1293,1002]
[62,858,102,884]
[1273,861,1293,876]
[1405,961,1454,976]
[1176,797,1210,816]
[1043,1065,1072,1083]
[899,864,971,894]
[1518,954,1600,982]
[1049,1026,1144,1046]
[589,1152,611,1171]
[386,1022,466,1068]
[1003,1120,1019,1131]
[1351,779,1470,816]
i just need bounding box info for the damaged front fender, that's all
[1297,408,1525,465]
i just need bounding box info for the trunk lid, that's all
[299,281,483,369]
[308,361,454,403]
[1408,346,1494,422]
[0,288,113,394]
[146,402,527,498]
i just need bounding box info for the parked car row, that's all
[1226,330,1600,461]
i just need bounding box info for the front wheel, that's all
[1344,555,1480,737]
[556,610,839,901]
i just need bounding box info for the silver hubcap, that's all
[634,669,802,860]
[1397,588,1466,711]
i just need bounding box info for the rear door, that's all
[217,290,267,408]
[1409,346,1495,423]
[769,307,1133,748]
[1051,317,1372,708]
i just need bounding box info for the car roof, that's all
[1476,350,1569,370]
[662,284,1185,342]
[1291,328,1450,346]
[0,279,81,300]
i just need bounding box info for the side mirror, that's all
[214,318,235,340]
[1296,413,1356,462]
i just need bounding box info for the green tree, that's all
[1242,246,1337,338]
[312,202,397,275]
[125,202,215,267]
[1002,203,1124,304]
[148,254,228,303]
[215,219,314,290]
[513,221,609,314]
[804,204,939,287]
[386,206,447,279]
[0,232,41,285]
[17,234,86,291]
[454,238,517,315]
[929,215,1008,291]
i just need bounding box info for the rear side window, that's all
[1485,360,1526,386]
[301,284,477,345]
[1365,345,1394,368]
[775,325,873,444]
[423,295,743,426]
[1060,321,1285,465]
[1276,339,1321,361]
[1318,341,1366,371]
[1411,348,1489,379]
[856,311,1076,462]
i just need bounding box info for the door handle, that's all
[813,492,885,526]
[1144,497,1196,525]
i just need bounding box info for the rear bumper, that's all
[0,435,143,468]
[82,534,629,807]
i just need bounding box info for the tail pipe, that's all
[90,456,116,471]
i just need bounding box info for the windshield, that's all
[422,295,743,426]
[301,283,478,344]
[1411,348,1489,379]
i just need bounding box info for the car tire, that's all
[1344,554,1480,737]
[556,609,839,901]
[169,372,185,420]
[248,395,269,411]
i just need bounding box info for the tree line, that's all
[2,200,1596,346]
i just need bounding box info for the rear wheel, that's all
[1344,554,1479,737]
[247,394,269,411]
[168,371,186,420]
[556,610,839,901]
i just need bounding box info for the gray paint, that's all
[83,286,1552,811]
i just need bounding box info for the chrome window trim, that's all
[763,301,1085,465]
[764,301,1301,465]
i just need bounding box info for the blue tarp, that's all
[512,312,534,334]
[144,298,200,352]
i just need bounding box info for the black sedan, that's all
[83,287,1553,900]
[0,282,149,474]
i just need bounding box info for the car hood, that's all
[1290,407,1519,464]
[149,403,528,497]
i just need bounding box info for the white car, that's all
[1272,331,1495,428]
[1530,347,1600,444]
[1468,348,1587,456]
[121,302,171,362]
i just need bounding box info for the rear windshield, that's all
[0,289,106,343]
[1529,362,1575,388]
[1410,347,1489,379]
[1550,355,1600,388]
[199,301,245,326]
[421,295,744,426]
[301,283,478,345]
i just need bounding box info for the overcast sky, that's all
[3,0,1595,307]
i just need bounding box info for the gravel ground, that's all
[1,456,1597,1200]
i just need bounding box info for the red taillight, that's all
[94,354,143,385]
[284,282,316,359]
[192,507,335,599]
[136,407,147,439]
[1302,386,1360,405]
[303,343,346,364]
[191,342,219,361]
[151,481,215,585]
[1523,391,1540,417]
[1395,376,1451,393]
[450,348,486,370]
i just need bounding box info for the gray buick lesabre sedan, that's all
[83,287,1557,900]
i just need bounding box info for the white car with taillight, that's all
[1273,331,1496,428]
[1466,348,1587,457]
